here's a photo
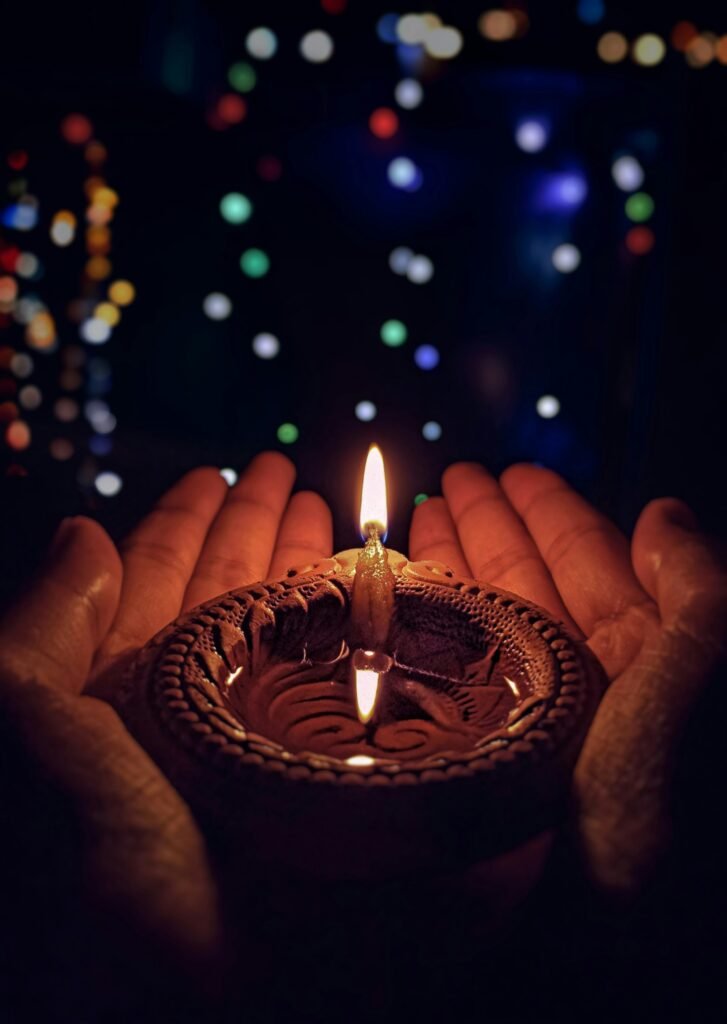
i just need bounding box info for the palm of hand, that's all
[1,454,723,973]
[0,453,332,968]
[408,463,725,893]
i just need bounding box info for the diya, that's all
[117,446,605,879]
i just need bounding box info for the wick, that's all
[349,522,396,650]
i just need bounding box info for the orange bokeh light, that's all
[5,419,31,450]
[0,277,18,303]
[86,257,112,281]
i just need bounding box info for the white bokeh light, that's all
[220,467,238,486]
[246,27,278,59]
[252,332,280,359]
[10,353,34,378]
[80,317,112,344]
[552,244,581,273]
[536,394,561,419]
[515,120,548,153]
[203,292,232,320]
[422,420,442,441]
[95,471,123,497]
[396,14,429,44]
[394,78,423,110]
[425,26,463,59]
[16,253,39,279]
[355,400,377,422]
[18,385,42,410]
[300,30,334,63]
[611,155,645,192]
[387,157,421,190]
[406,254,434,284]
[389,246,413,275]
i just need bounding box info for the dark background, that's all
[1,0,726,590]
[0,2,725,1020]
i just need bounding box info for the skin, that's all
[410,462,726,895]
[0,454,724,985]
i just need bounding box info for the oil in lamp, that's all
[117,446,604,878]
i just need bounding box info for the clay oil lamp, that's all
[118,446,605,879]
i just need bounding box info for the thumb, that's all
[0,517,122,694]
[632,498,727,656]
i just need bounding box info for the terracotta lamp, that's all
[117,447,605,879]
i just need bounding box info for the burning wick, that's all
[350,444,396,650]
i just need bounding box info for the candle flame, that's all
[359,443,388,539]
[355,667,380,724]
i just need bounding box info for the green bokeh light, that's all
[380,319,407,347]
[413,493,429,506]
[228,61,257,92]
[625,192,654,223]
[220,192,252,224]
[277,422,299,444]
[240,248,270,277]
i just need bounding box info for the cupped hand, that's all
[0,452,332,974]
[410,462,726,894]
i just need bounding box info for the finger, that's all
[98,468,228,666]
[268,491,333,578]
[633,498,727,652]
[183,451,296,609]
[500,464,655,642]
[574,499,727,893]
[0,518,121,695]
[442,463,574,625]
[409,497,470,577]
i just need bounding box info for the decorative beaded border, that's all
[130,558,601,788]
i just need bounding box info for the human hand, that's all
[0,452,332,980]
[410,462,726,895]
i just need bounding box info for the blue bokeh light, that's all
[414,344,440,370]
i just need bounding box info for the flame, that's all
[359,444,388,539]
[355,668,380,724]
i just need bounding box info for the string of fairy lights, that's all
[0,5,721,499]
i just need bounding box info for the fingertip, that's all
[632,498,697,594]
[58,515,123,575]
[442,462,484,489]
[249,449,296,480]
[179,466,230,496]
[639,497,699,533]
[54,516,123,624]
[500,463,564,501]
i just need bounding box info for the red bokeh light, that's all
[257,155,283,181]
[0,401,20,424]
[321,0,347,12]
[369,107,399,139]
[671,21,698,52]
[626,226,655,255]
[217,94,247,125]
[61,114,94,145]
[0,247,20,273]
[7,150,28,171]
